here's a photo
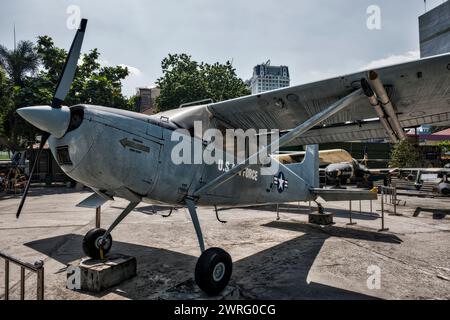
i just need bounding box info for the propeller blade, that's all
[16,133,50,219]
[52,19,88,108]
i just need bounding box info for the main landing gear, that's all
[82,198,232,296]
[186,198,233,296]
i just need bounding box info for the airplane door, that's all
[143,123,163,194]
[142,138,162,195]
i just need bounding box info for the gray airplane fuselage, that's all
[48,105,318,207]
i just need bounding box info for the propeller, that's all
[16,19,88,218]
[16,133,49,218]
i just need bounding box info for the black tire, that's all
[82,228,112,259]
[195,247,232,296]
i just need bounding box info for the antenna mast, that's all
[13,24,16,52]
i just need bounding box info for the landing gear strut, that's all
[186,198,232,296]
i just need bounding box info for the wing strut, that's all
[192,88,363,197]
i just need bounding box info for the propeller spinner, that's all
[15,19,88,218]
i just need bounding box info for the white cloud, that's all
[97,60,150,96]
[118,64,156,97]
[119,64,142,77]
[361,51,420,70]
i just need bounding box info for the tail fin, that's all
[286,145,319,188]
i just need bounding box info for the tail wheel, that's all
[82,228,112,259]
[195,247,232,296]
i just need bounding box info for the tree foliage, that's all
[156,53,250,111]
[438,140,450,154]
[35,36,131,109]
[0,40,39,86]
[0,68,14,143]
[389,139,420,168]
[0,36,135,151]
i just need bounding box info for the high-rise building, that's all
[136,87,160,115]
[249,60,290,94]
[419,0,450,57]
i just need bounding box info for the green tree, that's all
[156,54,250,112]
[0,67,15,148]
[438,140,450,154]
[35,36,132,110]
[389,139,420,168]
[0,40,39,86]
[0,36,136,151]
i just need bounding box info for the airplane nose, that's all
[17,105,71,138]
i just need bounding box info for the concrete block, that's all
[309,212,334,226]
[72,254,137,292]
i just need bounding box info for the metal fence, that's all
[0,251,44,300]
[380,186,398,215]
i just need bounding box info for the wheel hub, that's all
[95,236,110,250]
[213,262,226,282]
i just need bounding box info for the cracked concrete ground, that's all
[0,187,449,300]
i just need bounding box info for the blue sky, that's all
[0,0,446,96]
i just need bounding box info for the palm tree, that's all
[0,40,39,85]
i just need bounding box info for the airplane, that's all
[13,19,450,295]
[323,148,391,188]
[275,149,388,188]
[274,149,354,166]
[391,167,450,195]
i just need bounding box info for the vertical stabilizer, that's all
[285,145,320,188]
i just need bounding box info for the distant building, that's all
[136,87,160,115]
[249,60,290,94]
[407,128,450,146]
[419,0,450,57]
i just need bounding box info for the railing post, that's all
[4,260,9,300]
[20,267,25,300]
[394,187,397,216]
[379,187,389,232]
[35,261,44,300]
[347,201,356,225]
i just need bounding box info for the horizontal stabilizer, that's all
[76,193,111,209]
[312,188,378,201]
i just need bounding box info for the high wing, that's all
[203,53,450,145]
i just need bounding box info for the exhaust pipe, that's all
[368,71,406,140]
[361,78,399,143]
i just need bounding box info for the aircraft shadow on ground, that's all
[23,220,401,300]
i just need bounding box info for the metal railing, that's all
[0,251,44,300]
[380,186,398,215]
[378,185,400,231]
